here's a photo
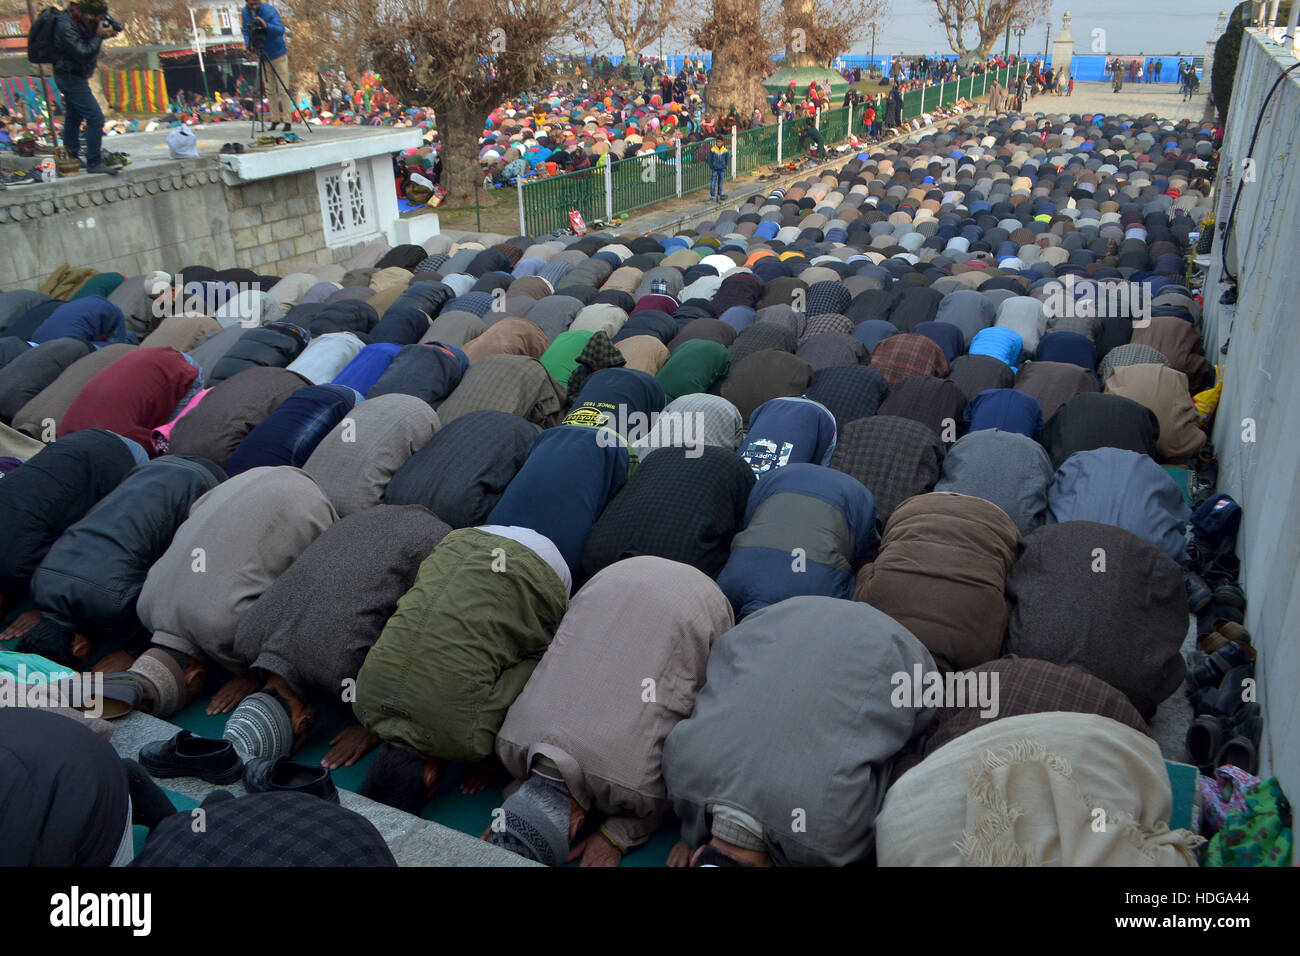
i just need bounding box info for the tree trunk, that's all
[782,0,820,69]
[707,47,766,115]
[438,98,485,207]
[707,8,766,113]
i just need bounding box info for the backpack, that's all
[1190,493,1242,550]
[27,6,60,65]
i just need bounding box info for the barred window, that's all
[316,161,375,245]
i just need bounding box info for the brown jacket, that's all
[1105,364,1206,464]
[1131,316,1211,390]
[856,492,1020,671]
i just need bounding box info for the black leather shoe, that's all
[139,730,243,784]
[243,756,339,803]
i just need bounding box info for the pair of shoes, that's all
[1187,686,1262,773]
[1188,658,1254,716]
[220,141,247,154]
[83,163,119,176]
[139,730,243,784]
[1185,637,1256,692]
[243,755,338,802]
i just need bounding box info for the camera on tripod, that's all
[248,19,268,50]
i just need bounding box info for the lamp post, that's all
[1014,26,1027,59]
[189,7,211,100]
[1044,22,1052,62]
[870,24,876,75]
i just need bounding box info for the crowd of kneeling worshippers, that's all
[0,105,1277,868]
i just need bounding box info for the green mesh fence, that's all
[734,122,781,176]
[609,150,679,216]
[680,136,718,195]
[519,165,604,235]
[818,108,849,148]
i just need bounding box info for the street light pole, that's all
[190,7,211,100]
[870,24,876,75]
[1045,23,1051,62]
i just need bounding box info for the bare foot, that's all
[322,724,379,769]
[460,756,509,794]
[207,674,261,714]
[422,758,442,795]
[90,650,136,673]
[667,839,693,868]
[0,609,41,640]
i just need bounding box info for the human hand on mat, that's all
[207,674,260,714]
[322,724,379,769]
[666,840,693,868]
[568,833,622,867]
[0,609,41,640]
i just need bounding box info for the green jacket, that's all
[354,528,569,762]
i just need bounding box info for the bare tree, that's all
[362,0,579,206]
[111,0,194,45]
[277,0,379,92]
[781,0,890,68]
[925,0,1052,60]
[590,0,676,64]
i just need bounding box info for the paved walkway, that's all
[1017,82,1215,122]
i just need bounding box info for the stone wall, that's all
[224,170,354,275]
[2,158,362,290]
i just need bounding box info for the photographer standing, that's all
[52,0,120,176]
[241,0,290,131]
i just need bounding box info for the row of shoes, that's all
[1181,478,1258,775]
[139,729,338,803]
[0,168,44,187]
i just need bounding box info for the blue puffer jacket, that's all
[29,296,125,346]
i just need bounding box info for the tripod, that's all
[250,45,312,140]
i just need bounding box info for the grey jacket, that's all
[663,596,936,865]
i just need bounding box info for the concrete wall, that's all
[1,159,359,289]
[1202,29,1300,802]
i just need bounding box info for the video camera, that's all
[248,18,268,50]
[103,11,124,31]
